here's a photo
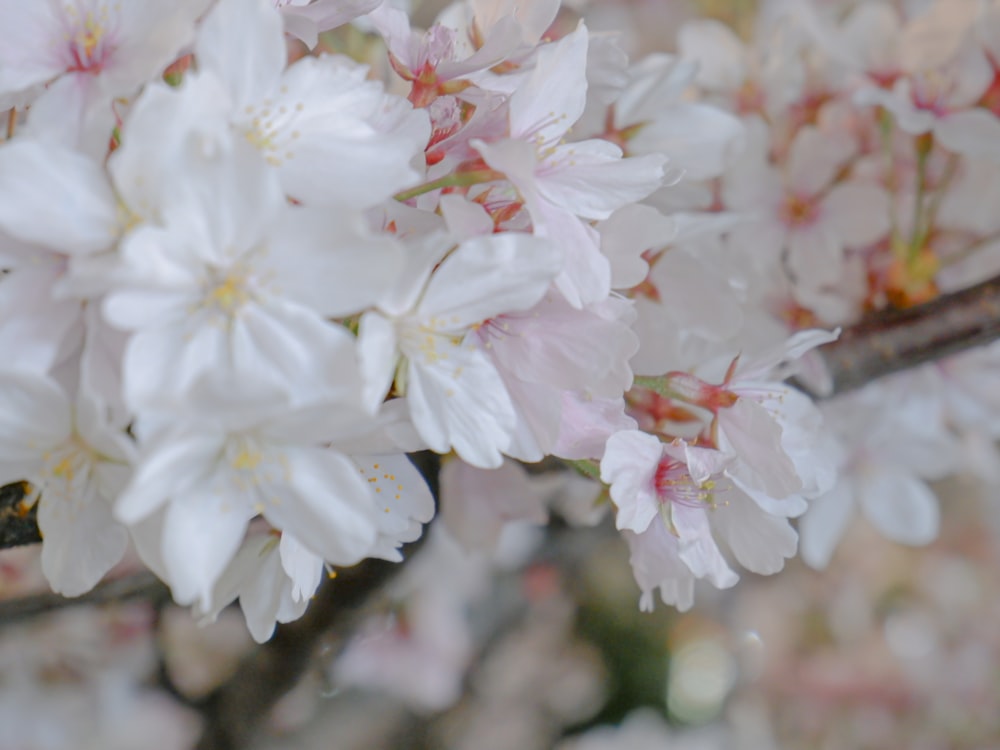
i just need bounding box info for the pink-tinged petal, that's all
[677,19,746,91]
[163,489,254,608]
[440,458,548,553]
[858,466,940,545]
[38,487,128,596]
[264,447,379,566]
[719,398,802,499]
[509,24,589,144]
[598,204,676,290]
[823,182,891,247]
[417,233,562,329]
[0,139,118,253]
[735,329,840,382]
[630,102,743,180]
[786,127,854,195]
[787,224,844,289]
[488,294,635,395]
[675,443,732,485]
[554,393,636,461]
[102,0,212,95]
[653,249,742,340]
[406,340,515,468]
[623,524,695,611]
[541,204,610,308]
[798,477,855,570]
[935,108,1000,161]
[539,141,666,220]
[281,0,381,47]
[439,194,494,240]
[711,490,797,575]
[502,376,561,462]
[600,430,662,533]
[196,0,285,107]
[671,504,738,589]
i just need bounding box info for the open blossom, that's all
[197,0,430,208]
[473,24,667,307]
[357,231,562,468]
[0,371,131,596]
[0,0,210,150]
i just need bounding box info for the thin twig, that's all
[0,570,168,626]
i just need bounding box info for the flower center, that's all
[64,4,114,73]
[779,192,820,228]
[654,458,715,508]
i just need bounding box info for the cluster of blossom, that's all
[6,0,993,643]
[646,0,1000,574]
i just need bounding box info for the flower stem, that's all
[394,169,504,202]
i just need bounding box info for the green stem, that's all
[393,169,504,202]
[908,137,932,262]
[632,375,688,402]
[569,459,602,482]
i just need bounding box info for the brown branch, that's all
[808,273,1000,398]
[0,570,168,625]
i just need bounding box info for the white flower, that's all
[474,24,666,307]
[357,231,562,468]
[0,371,131,596]
[0,0,210,151]
[198,0,430,207]
[103,133,397,418]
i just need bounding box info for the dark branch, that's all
[0,570,168,626]
[0,482,38,549]
[809,274,1000,397]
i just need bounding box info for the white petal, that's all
[196,0,286,107]
[600,430,662,533]
[858,466,940,545]
[539,141,666,221]
[935,108,1000,161]
[509,24,589,144]
[417,233,561,329]
[163,488,253,608]
[116,429,226,524]
[823,183,891,247]
[39,487,128,596]
[798,478,855,570]
[712,490,797,575]
[0,139,118,253]
[263,447,379,565]
[266,57,428,207]
[406,339,515,468]
[677,20,746,90]
[0,371,70,459]
[265,205,403,317]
